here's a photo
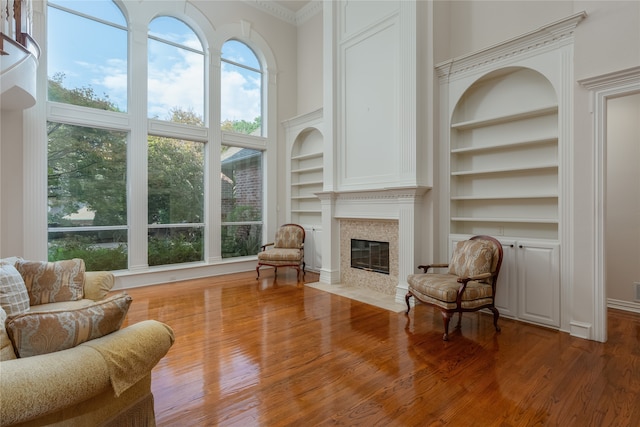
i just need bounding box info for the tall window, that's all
[220,40,263,257]
[147,17,205,266]
[47,0,128,270]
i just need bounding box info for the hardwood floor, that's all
[121,270,640,426]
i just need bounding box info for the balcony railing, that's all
[1,0,35,55]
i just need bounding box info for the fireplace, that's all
[351,239,390,274]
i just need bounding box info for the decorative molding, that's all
[578,65,640,90]
[569,321,592,340]
[242,1,322,26]
[281,107,323,131]
[580,67,640,342]
[436,11,587,80]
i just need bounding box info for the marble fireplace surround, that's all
[311,187,429,310]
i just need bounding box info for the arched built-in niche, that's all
[282,108,324,273]
[290,128,324,226]
[449,67,559,240]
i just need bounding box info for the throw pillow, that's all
[5,292,132,358]
[16,259,85,305]
[448,240,494,279]
[0,264,31,316]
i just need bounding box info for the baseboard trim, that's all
[607,298,640,314]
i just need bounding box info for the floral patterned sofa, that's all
[0,257,174,426]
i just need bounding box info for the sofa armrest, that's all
[0,320,174,425]
[0,346,111,425]
[84,271,115,300]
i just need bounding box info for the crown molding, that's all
[243,1,322,26]
[436,11,587,80]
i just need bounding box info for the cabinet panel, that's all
[517,241,560,327]
[304,227,322,273]
[494,240,517,318]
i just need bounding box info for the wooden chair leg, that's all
[441,311,452,341]
[490,306,501,332]
[405,292,412,314]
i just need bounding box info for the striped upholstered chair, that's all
[256,224,305,280]
[405,235,503,341]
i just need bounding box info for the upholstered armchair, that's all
[405,235,503,341]
[256,224,305,280]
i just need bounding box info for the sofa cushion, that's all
[16,259,85,305]
[0,264,31,316]
[84,271,116,301]
[448,240,493,280]
[0,305,18,360]
[5,293,132,358]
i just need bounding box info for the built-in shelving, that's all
[450,105,558,130]
[449,68,559,240]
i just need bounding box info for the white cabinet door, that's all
[494,239,517,318]
[303,226,322,272]
[516,240,560,327]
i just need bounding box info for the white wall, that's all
[0,111,24,258]
[606,93,640,302]
[297,11,323,114]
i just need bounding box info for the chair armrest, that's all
[84,271,115,300]
[260,242,274,251]
[417,263,449,273]
[456,272,492,283]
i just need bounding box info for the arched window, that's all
[148,16,204,123]
[47,0,127,111]
[221,40,262,135]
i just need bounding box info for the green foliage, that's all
[48,73,119,112]
[48,236,128,271]
[221,116,261,135]
[148,230,203,266]
[221,222,262,258]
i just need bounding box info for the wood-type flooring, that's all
[121,270,640,426]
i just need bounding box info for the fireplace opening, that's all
[351,239,390,274]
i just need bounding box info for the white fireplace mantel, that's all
[316,186,430,303]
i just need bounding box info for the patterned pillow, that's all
[0,264,31,316]
[5,292,132,358]
[16,259,85,306]
[448,240,494,279]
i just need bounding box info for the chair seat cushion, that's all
[258,248,302,263]
[407,273,494,309]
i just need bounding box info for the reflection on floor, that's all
[305,281,407,313]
